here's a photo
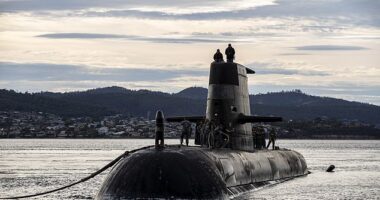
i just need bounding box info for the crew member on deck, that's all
[194,121,203,145]
[261,128,267,149]
[252,127,258,149]
[267,129,277,150]
[225,44,235,62]
[213,49,224,62]
[181,120,192,146]
[256,127,266,149]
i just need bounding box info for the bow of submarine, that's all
[96,146,229,200]
[96,145,308,200]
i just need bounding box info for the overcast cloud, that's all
[294,45,368,51]
[37,33,239,43]
[0,62,208,82]
[0,0,379,105]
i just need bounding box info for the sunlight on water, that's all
[0,139,379,199]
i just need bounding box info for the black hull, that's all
[96,146,308,199]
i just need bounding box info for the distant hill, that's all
[174,87,208,100]
[0,89,112,118]
[251,90,380,124]
[1,87,379,124]
[36,86,205,118]
[171,87,380,124]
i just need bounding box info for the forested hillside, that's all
[1,87,379,124]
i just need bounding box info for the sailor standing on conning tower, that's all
[213,49,224,62]
[225,44,235,62]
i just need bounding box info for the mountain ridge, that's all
[0,87,379,124]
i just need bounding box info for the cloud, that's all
[277,53,310,56]
[0,62,208,82]
[295,45,368,51]
[0,0,150,11]
[249,84,380,105]
[247,61,330,76]
[37,33,128,39]
[1,1,379,106]
[69,0,380,27]
[2,0,379,28]
[36,33,243,43]
[0,0,272,13]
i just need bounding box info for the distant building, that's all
[98,127,109,135]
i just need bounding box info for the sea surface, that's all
[0,139,379,199]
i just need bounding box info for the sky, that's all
[0,0,379,105]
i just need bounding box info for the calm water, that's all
[0,139,379,199]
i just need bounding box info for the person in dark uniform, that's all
[213,49,224,62]
[266,129,277,150]
[199,120,206,146]
[181,120,192,146]
[225,44,235,62]
[255,127,265,149]
[261,128,267,149]
[194,121,203,145]
[252,126,258,149]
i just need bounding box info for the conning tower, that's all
[167,61,281,151]
[206,62,256,151]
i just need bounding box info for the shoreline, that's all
[0,137,378,140]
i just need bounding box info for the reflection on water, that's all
[0,139,379,199]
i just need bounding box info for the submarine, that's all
[96,53,308,199]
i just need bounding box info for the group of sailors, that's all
[214,44,235,63]
[195,118,231,149]
[252,126,277,150]
[178,119,277,150]
[180,118,230,148]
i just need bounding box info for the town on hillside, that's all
[0,111,379,139]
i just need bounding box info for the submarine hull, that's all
[96,146,308,199]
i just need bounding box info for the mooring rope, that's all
[0,145,153,199]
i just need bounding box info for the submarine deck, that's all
[96,145,308,199]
